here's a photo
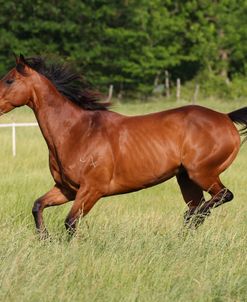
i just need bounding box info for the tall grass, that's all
[0,99,247,302]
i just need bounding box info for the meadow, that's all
[0,98,246,302]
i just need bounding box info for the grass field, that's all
[0,98,247,302]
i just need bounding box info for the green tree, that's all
[182,0,247,82]
[0,0,247,96]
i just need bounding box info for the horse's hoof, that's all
[183,208,211,229]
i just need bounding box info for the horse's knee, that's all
[32,199,42,216]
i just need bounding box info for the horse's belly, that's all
[109,168,179,195]
[109,148,180,194]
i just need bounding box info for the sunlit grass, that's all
[0,98,247,302]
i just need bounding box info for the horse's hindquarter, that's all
[108,110,186,194]
[181,106,241,176]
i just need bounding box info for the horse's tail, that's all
[228,107,247,142]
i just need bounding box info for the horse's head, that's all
[0,54,34,115]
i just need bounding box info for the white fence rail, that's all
[0,123,38,156]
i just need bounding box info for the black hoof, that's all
[184,207,211,229]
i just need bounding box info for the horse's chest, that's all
[49,152,80,190]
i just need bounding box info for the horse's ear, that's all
[19,54,27,65]
[16,54,28,75]
[15,53,27,65]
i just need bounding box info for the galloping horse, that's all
[0,54,246,236]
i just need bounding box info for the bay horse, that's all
[0,54,247,237]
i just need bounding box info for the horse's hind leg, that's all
[176,170,209,227]
[187,173,234,226]
[177,169,205,209]
[191,175,234,211]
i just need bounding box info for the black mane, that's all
[18,56,109,111]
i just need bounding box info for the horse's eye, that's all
[5,79,14,85]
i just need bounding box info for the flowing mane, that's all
[17,56,109,111]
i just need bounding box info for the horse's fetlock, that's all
[225,190,234,202]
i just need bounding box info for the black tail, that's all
[228,107,247,142]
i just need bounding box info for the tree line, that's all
[0,0,247,97]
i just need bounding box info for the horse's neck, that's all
[29,83,90,151]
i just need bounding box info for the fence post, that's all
[107,85,113,102]
[0,123,38,157]
[192,83,199,104]
[176,78,181,102]
[165,70,170,98]
[12,123,16,157]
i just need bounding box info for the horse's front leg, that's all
[64,186,101,236]
[32,185,74,238]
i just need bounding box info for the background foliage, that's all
[0,0,247,97]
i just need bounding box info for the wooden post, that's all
[193,83,199,104]
[165,70,170,98]
[176,78,181,102]
[107,85,113,102]
[12,123,16,157]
